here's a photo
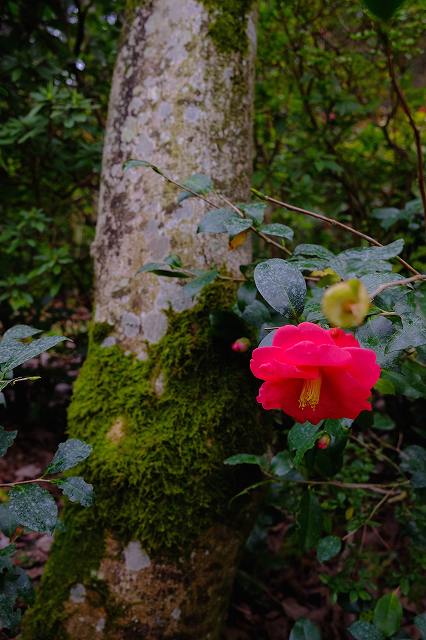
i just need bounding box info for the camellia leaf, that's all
[348,621,385,640]
[270,450,293,477]
[1,335,67,372]
[57,477,94,507]
[0,504,18,537]
[288,422,322,465]
[137,262,189,278]
[44,439,92,475]
[298,490,322,551]
[0,426,17,457]
[254,258,306,317]
[362,0,406,21]
[183,270,218,298]
[177,173,213,203]
[290,618,321,640]
[8,484,58,533]
[237,202,267,225]
[197,208,236,233]
[224,453,269,470]
[259,222,294,241]
[240,300,270,328]
[224,217,253,238]
[2,325,41,342]
[414,612,426,639]
[123,159,159,171]
[317,535,342,562]
[373,592,403,637]
[400,445,426,488]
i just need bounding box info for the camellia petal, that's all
[251,321,380,423]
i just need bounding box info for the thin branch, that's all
[252,189,420,276]
[371,274,426,299]
[383,34,426,228]
[0,478,53,488]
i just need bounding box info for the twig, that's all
[296,478,407,495]
[370,274,425,299]
[383,34,426,228]
[251,189,420,276]
[0,478,53,488]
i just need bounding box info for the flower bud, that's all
[231,337,250,353]
[321,278,370,328]
[316,434,331,450]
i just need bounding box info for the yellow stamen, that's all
[299,378,322,410]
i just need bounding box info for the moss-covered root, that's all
[22,288,265,639]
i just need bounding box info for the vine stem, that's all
[383,34,426,228]
[252,189,420,276]
[370,273,426,299]
[0,478,53,488]
[297,479,408,495]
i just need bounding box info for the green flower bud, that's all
[321,278,370,328]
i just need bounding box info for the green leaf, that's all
[372,413,395,431]
[400,445,426,488]
[362,0,406,20]
[2,325,41,341]
[1,335,67,372]
[348,621,385,640]
[259,223,294,241]
[414,612,426,639]
[183,270,218,297]
[224,216,253,238]
[290,618,321,640]
[0,504,18,537]
[288,422,321,465]
[123,159,161,173]
[241,300,270,328]
[317,535,342,562]
[45,438,92,474]
[298,490,322,551]
[9,484,58,533]
[137,263,189,278]
[224,453,268,470]
[270,450,293,477]
[177,173,213,202]
[254,259,306,317]
[237,282,257,310]
[197,208,236,233]
[373,592,403,637]
[0,426,17,457]
[164,254,182,268]
[356,317,396,367]
[237,202,267,225]
[57,476,94,507]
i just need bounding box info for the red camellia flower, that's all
[250,322,380,424]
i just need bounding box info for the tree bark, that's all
[23,2,262,638]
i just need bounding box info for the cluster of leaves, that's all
[0,326,93,630]
[0,0,124,320]
[255,0,426,265]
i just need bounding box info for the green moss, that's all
[23,284,265,637]
[201,0,255,54]
[22,506,106,640]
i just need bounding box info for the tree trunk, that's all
[23,1,262,638]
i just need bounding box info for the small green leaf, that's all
[1,335,67,372]
[123,159,158,171]
[2,325,41,342]
[224,453,268,469]
[414,612,426,639]
[183,270,218,298]
[317,535,342,562]
[290,618,321,640]
[237,202,267,225]
[9,484,58,533]
[137,263,189,278]
[400,445,426,488]
[197,208,236,233]
[373,592,403,637]
[164,254,182,268]
[259,223,294,241]
[0,426,17,457]
[270,451,293,477]
[241,300,270,328]
[45,439,92,475]
[298,490,322,550]
[0,504,18,537]
[177,173,213,202]
[254,258,306,317]
[372,414,395,431]
[57,477,94,507]
[224,217,253,237]
[288,422,321,465]
[348,621,385,640]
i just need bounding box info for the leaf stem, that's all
[370,273,426,299]
[0,478,53,489]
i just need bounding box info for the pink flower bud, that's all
[231,338,250,353]
[316,434,331,450]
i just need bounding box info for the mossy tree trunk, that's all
[23,1,262,638]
